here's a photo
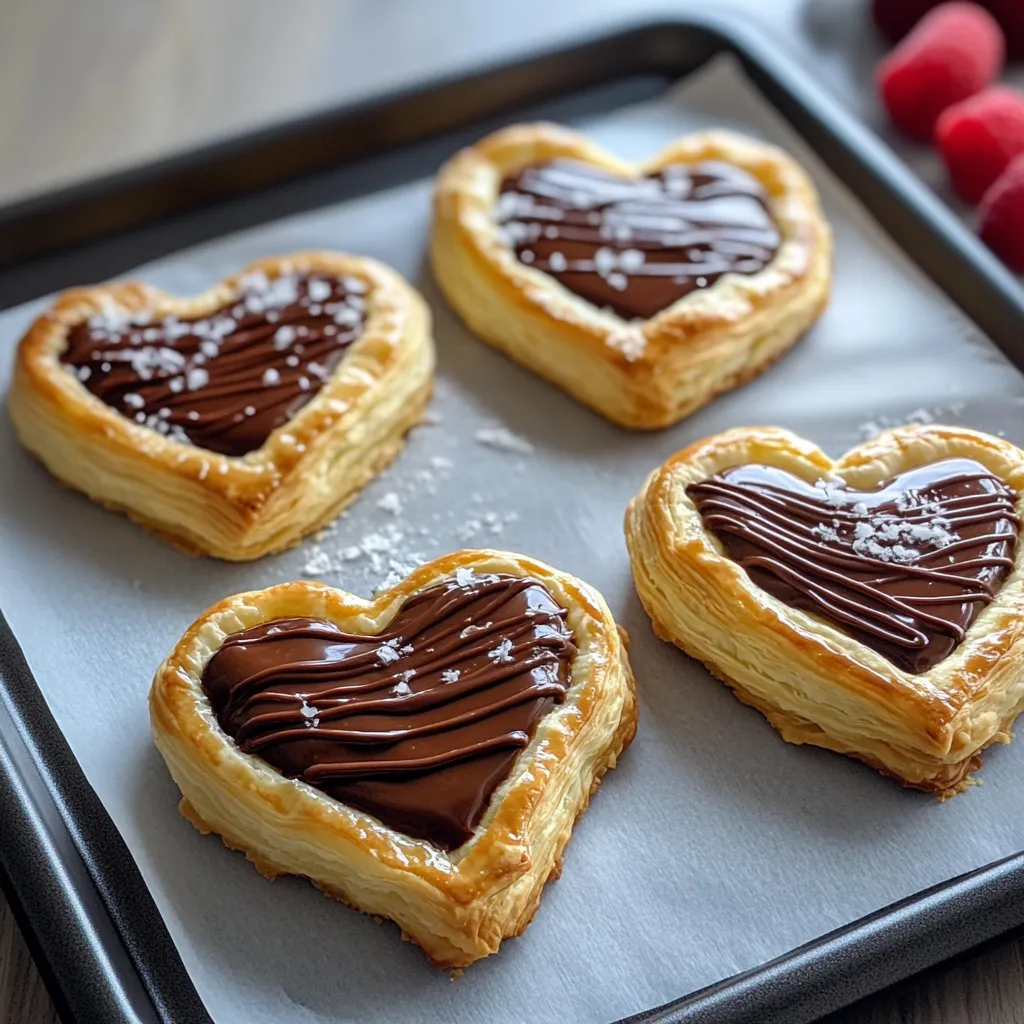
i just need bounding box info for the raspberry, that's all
[872,0,942,42]
[876,3,1005,141]
[979,153,1024,271]
[937,88,1024,203]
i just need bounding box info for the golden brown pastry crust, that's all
[150,549,637,968]
[625,425,1024,792]
[9,251,434,560]
[431,123,831,429]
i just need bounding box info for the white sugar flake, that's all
[857,404,966,441]
[273,325,297,350]
[487,638,514,664]
[813,477,849,508]
[810,522,841,545]
[376,492,403,516]
[186,367,209,391]
[851,515,957,564]
[298,696,320,728]
[475,427,535,456]
[302,550,334,576]
[455,567,478,588]
[377,640,401,665]
[810,508,959,566]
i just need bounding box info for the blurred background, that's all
[0,0,1001,208]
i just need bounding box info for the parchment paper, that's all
[3,56,1024,1024]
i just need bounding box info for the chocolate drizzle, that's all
[688,459,1020,674]
[202,571,577,849]
[60,270,367,457]
[497,159,781,320]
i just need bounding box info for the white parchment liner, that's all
[1,56,1022,1024]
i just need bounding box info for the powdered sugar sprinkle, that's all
[475,427,534,456]
[487,638,515,664]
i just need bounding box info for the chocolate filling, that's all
[202,571,577,850]
[497,158,781,321]
[61,270,367,457]
[688,459,1019,674]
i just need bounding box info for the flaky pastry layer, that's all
[150,549,637,968]
[431,123,831,429]
[9,251,434,560]
[625,425,1024,792]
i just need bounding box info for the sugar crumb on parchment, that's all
[856,403,965,440]
[297,417,532,593]
[376,492,403,516]
[474,426,535,456]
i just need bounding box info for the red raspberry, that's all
[979,153,1024,271]
[937,88,1024,203]
[877,3,1005,141]
[872,0,942,42]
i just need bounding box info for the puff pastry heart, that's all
[9,252,434,560]
[625,425,1024,792]
[431,123,831,429]
[150,549,636,968]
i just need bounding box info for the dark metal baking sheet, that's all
[1,14,1023,1024]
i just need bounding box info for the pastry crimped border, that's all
[9,251,434,561]
[624,425,1024,792]
[431,123,832,430]
[149,549,637,968]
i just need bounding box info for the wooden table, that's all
[1,0,1022,1021]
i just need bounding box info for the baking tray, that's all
[2,13,1024,1024]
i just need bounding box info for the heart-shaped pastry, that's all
[431,123,831,429]
[625,425,1024,791]
[150,550,636,967]
[10,252,433,560]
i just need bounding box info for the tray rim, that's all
[2,12,1024,1024]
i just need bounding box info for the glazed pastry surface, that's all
[432,122,831,429]
[10,252,434,560]
[625,425,1024,792]
[61,270,368,456]
[497,158,781,319]
[150,550,636,968]
[688,460,1019,674]
[202,573,577,850]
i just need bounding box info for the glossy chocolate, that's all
[202,571,577,850]
[61,270,367,456]
[497,159,781,320]
[688,459,1019,674]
